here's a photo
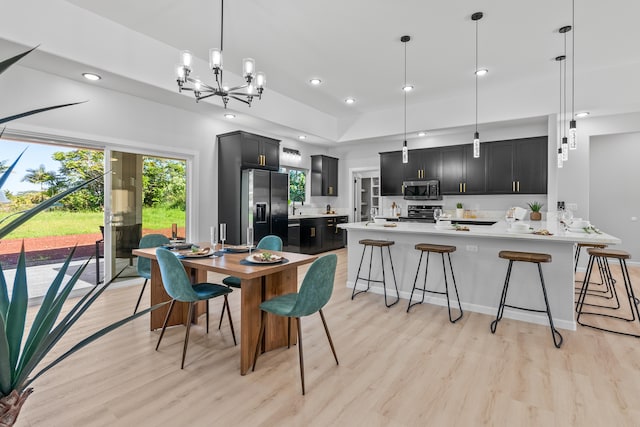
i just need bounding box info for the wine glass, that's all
[220,223,227,251]
[247,227,254,254]
[561,209,573,230]
[505,208,516,227]
[210,226,217,251]
[433,208,443,223]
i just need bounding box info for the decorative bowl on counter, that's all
[373,217,386,224]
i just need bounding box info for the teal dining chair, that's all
[252,254,338,395]
[218,235,283,329]
[134,233,170,314]
[155,247,236,369]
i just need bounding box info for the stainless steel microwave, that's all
[403,180,442,200]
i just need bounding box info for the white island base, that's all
[340,221,621,331]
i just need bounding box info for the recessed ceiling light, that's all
[402,85,414,92]
[224,113,236,119]
[82,73,101,81]
[417,131,426,137]
[345,98,356,104]
[475,68,488,76]
[298,135,307,140]
[309,78,322,85]
[575,111,590,118]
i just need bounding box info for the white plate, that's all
[245,254,284,264]
[568,226,589,233]
[177,249,215,258]
[435,225,455,230]
[506,228,534,234]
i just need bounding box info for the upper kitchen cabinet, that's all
[440,144,486,195]
[404,148,441,181]
[311,155,339,196]
[486,136,547,194]
[218,130,280,171]
[380,151,404,196]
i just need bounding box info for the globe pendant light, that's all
[401,35,411,164]
[471,12,483,158]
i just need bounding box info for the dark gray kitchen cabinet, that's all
[440,144,486,195]
[404,148,441,181]
[311,155,339,196]
[380,151,405,196]
[300,218,323,254]
[217,130,281,244]
[486,136,547,194]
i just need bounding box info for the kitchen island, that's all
[339,221,621,330]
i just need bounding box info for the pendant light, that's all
[569,0,578,150]
[556,54,565,169]
[472,12,483,158]
[401,35,411,164]
[560,26,571,162]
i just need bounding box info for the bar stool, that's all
[490,250,563,348]
[576,248,640,338]
[351,239,399,307]
[574,243,617,305]
[406,243,463,323]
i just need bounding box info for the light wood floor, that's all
[15,248,640,426]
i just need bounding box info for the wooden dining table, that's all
[132,245,317,375]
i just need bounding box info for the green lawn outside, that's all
[1,207,186,239]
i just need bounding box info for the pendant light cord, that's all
[475,18,479,133]
[563,31,567,139]
[220,0,224,52]
[559,57,562,147]
[404,39,407,142]
[571,0,575,117]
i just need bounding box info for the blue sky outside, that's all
[1,139,74,193]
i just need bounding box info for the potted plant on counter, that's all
[528,201,544,221]
[455,202,464,219]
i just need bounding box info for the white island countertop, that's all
[339,220,620,245]
[339,220,620,331]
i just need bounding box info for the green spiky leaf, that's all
[0,101,86,126]
[0,46,38,76]
[5,246,28,378]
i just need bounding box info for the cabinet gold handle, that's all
[459,183,462,193]
[517,181,520,192]
[463,183,466,193]
[310,227,316,237]
[512,181,515,192]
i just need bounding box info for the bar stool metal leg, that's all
[537,263,563,348]
[351,244,371,299]
[383,245,400,307]
[443,252,463,323]
[490,260,514,333]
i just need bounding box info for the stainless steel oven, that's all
[403,179,442,200]
[398,204,443,223]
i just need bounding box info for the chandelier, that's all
[174,0,265,108]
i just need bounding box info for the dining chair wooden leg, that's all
[224,295,236,345]
[287,317,291,348]
[133,278,148,315]
[296,317,305,395]
[206,300,210,334]
[217,298,227,330]
[181,302,195,369]
[252,311,268,371]
[156,299,176,351]
[319,309,339,365]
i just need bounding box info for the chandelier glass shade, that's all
[174,0,265,108]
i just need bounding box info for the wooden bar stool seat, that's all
[576,248,640,338]
[491,250,563,348]
[407,243,463,323]
[351,239,399,307]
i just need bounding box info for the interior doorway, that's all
[351,169,380,223]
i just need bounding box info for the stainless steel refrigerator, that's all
[241,169,289,246]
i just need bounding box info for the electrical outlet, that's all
[567,203,578,211]
[466,245,478,252]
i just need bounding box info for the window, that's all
[281,167,306,203]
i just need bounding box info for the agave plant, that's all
[0,47,168,426]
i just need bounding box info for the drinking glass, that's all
[505,208,516,227]
[247,227,254,254]
[210,226,217,250]
[433,208,443,222]
[220,223,227,251]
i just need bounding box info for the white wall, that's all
[590,132,640,262]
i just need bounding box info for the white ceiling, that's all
[6,0,640,145]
